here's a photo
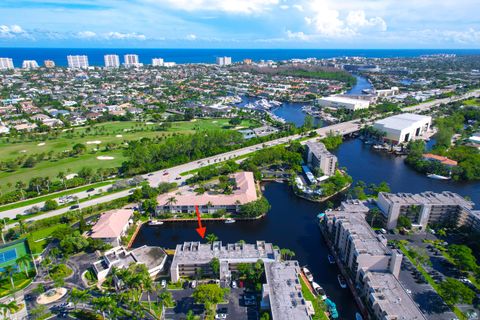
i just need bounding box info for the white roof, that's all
[319,96,368,104]
[375,113,431,131]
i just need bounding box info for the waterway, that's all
[237,74,373,127]
[133,137,480,319]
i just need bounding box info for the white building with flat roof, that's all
[152,58,164,66]
[124,54,141,67]
[22,60,39,69]
[373,113,431,145]
[216,56,232,66]
[317,96,370,111]
[0,58,14,70]
[104,54,120,68]
[67,55,89,69]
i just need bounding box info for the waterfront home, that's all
[156,171,258,214]
[422,153,458,166]
[93,245,167,282]
[88,209,133,246]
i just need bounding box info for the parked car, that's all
[190,280,197,288]
[70,205,79,210]
[231,281,237,288]
[86,188,95,192]
[161,280,167,288]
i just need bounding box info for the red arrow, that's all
[195,205,206,238]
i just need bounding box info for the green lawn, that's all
[0,119,260,192]
[299,276,329,320]
[24,224,67,254]
[462,98,480,106]
[0,180,113,212]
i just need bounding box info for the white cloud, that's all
[346,11,386,32]
[304,0,387,38]
[160,0,279,14]
[186,34,197,40]
[0,24,27,38]
[286,30,310,41]
[293,4,304,11]
[104,32,146,40]
[280,5,289,10]
[76,31,97,39]
[442,28,480,43]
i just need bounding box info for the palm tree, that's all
[91,296,115,319]
[2,265,16,290]
[16,255,31,277]
[68,288,91,310]
[166,196,177,212]
[234,200,241,212]
[0,301,19,318]
[57,171,66,188]
[205,233,219,244]
[15,181,25,200]
[369,208,381,227]
[142,275,154,311]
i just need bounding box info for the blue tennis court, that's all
[0,249,17,264]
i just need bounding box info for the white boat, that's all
[303,267,314,282]
[427,174,450,180]
[148,220,164,226]
[337,275,347,289]
[355,312,363,320]
[225,218,236,224]
[311,282,327,300]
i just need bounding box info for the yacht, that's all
[311,282,327,300]
[302,267,314,282]
[337,274,347,289]
[325,298,339,319]
[224,218,236,224]
[427,173,450,180]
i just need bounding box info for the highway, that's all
[2,88,479,229]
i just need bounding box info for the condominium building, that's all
[67,55,89,69]
[93,245,167,281]
[377,191,473,230]
[152,58,164,67]
[305,141,337,177]
[216,56,232,66]
[124,54,141,67]
[170,241,280,282]
[104,54,120,68]
[373,113,431,145]
[44,60,55,68]
[156,171,258,214]
[323,206,403,281]
[262,261,313,320]
[0,58,14,70]
[22,60,39,69]
[358,271,427,320]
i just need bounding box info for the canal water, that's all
[238,74,374,127]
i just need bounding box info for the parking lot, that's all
[164,287,258,320]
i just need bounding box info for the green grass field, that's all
[0,119,259,192]
[462,98,480,106]
[25,224,67,254]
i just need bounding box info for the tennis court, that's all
[0,239,30,270]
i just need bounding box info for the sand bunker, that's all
[97,156,115,160]
[212,121,217,123]
[115,134,123,138]
[65,173,78,180]
[86,140,101,145]
[37,142,46,146]
[20,150,27,153]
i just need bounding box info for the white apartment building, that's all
[323,207,403,281]
[104,54,120,68]
[373,113,431,145]
[22,60,39,69]
[216,56,232,66]
[0,58,14,70]
[152,58,164,67]
[377,191,473,230]
[305,141,337,177]
[124,54,141,67]
[67,55,89,69]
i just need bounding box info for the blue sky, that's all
[0,0,479,48]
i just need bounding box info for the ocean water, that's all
[1,48,480,67]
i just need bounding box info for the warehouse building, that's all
[317,96,370,111]
[373,113,431,145]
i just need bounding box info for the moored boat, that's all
[325,298,339,319]
[148,220,164,226]
[302,267,314,282]
[328,254,335,264]
[225,218,236,224]
[355,312,363,320]
[311,281,327,300]
[427,173,450,180]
